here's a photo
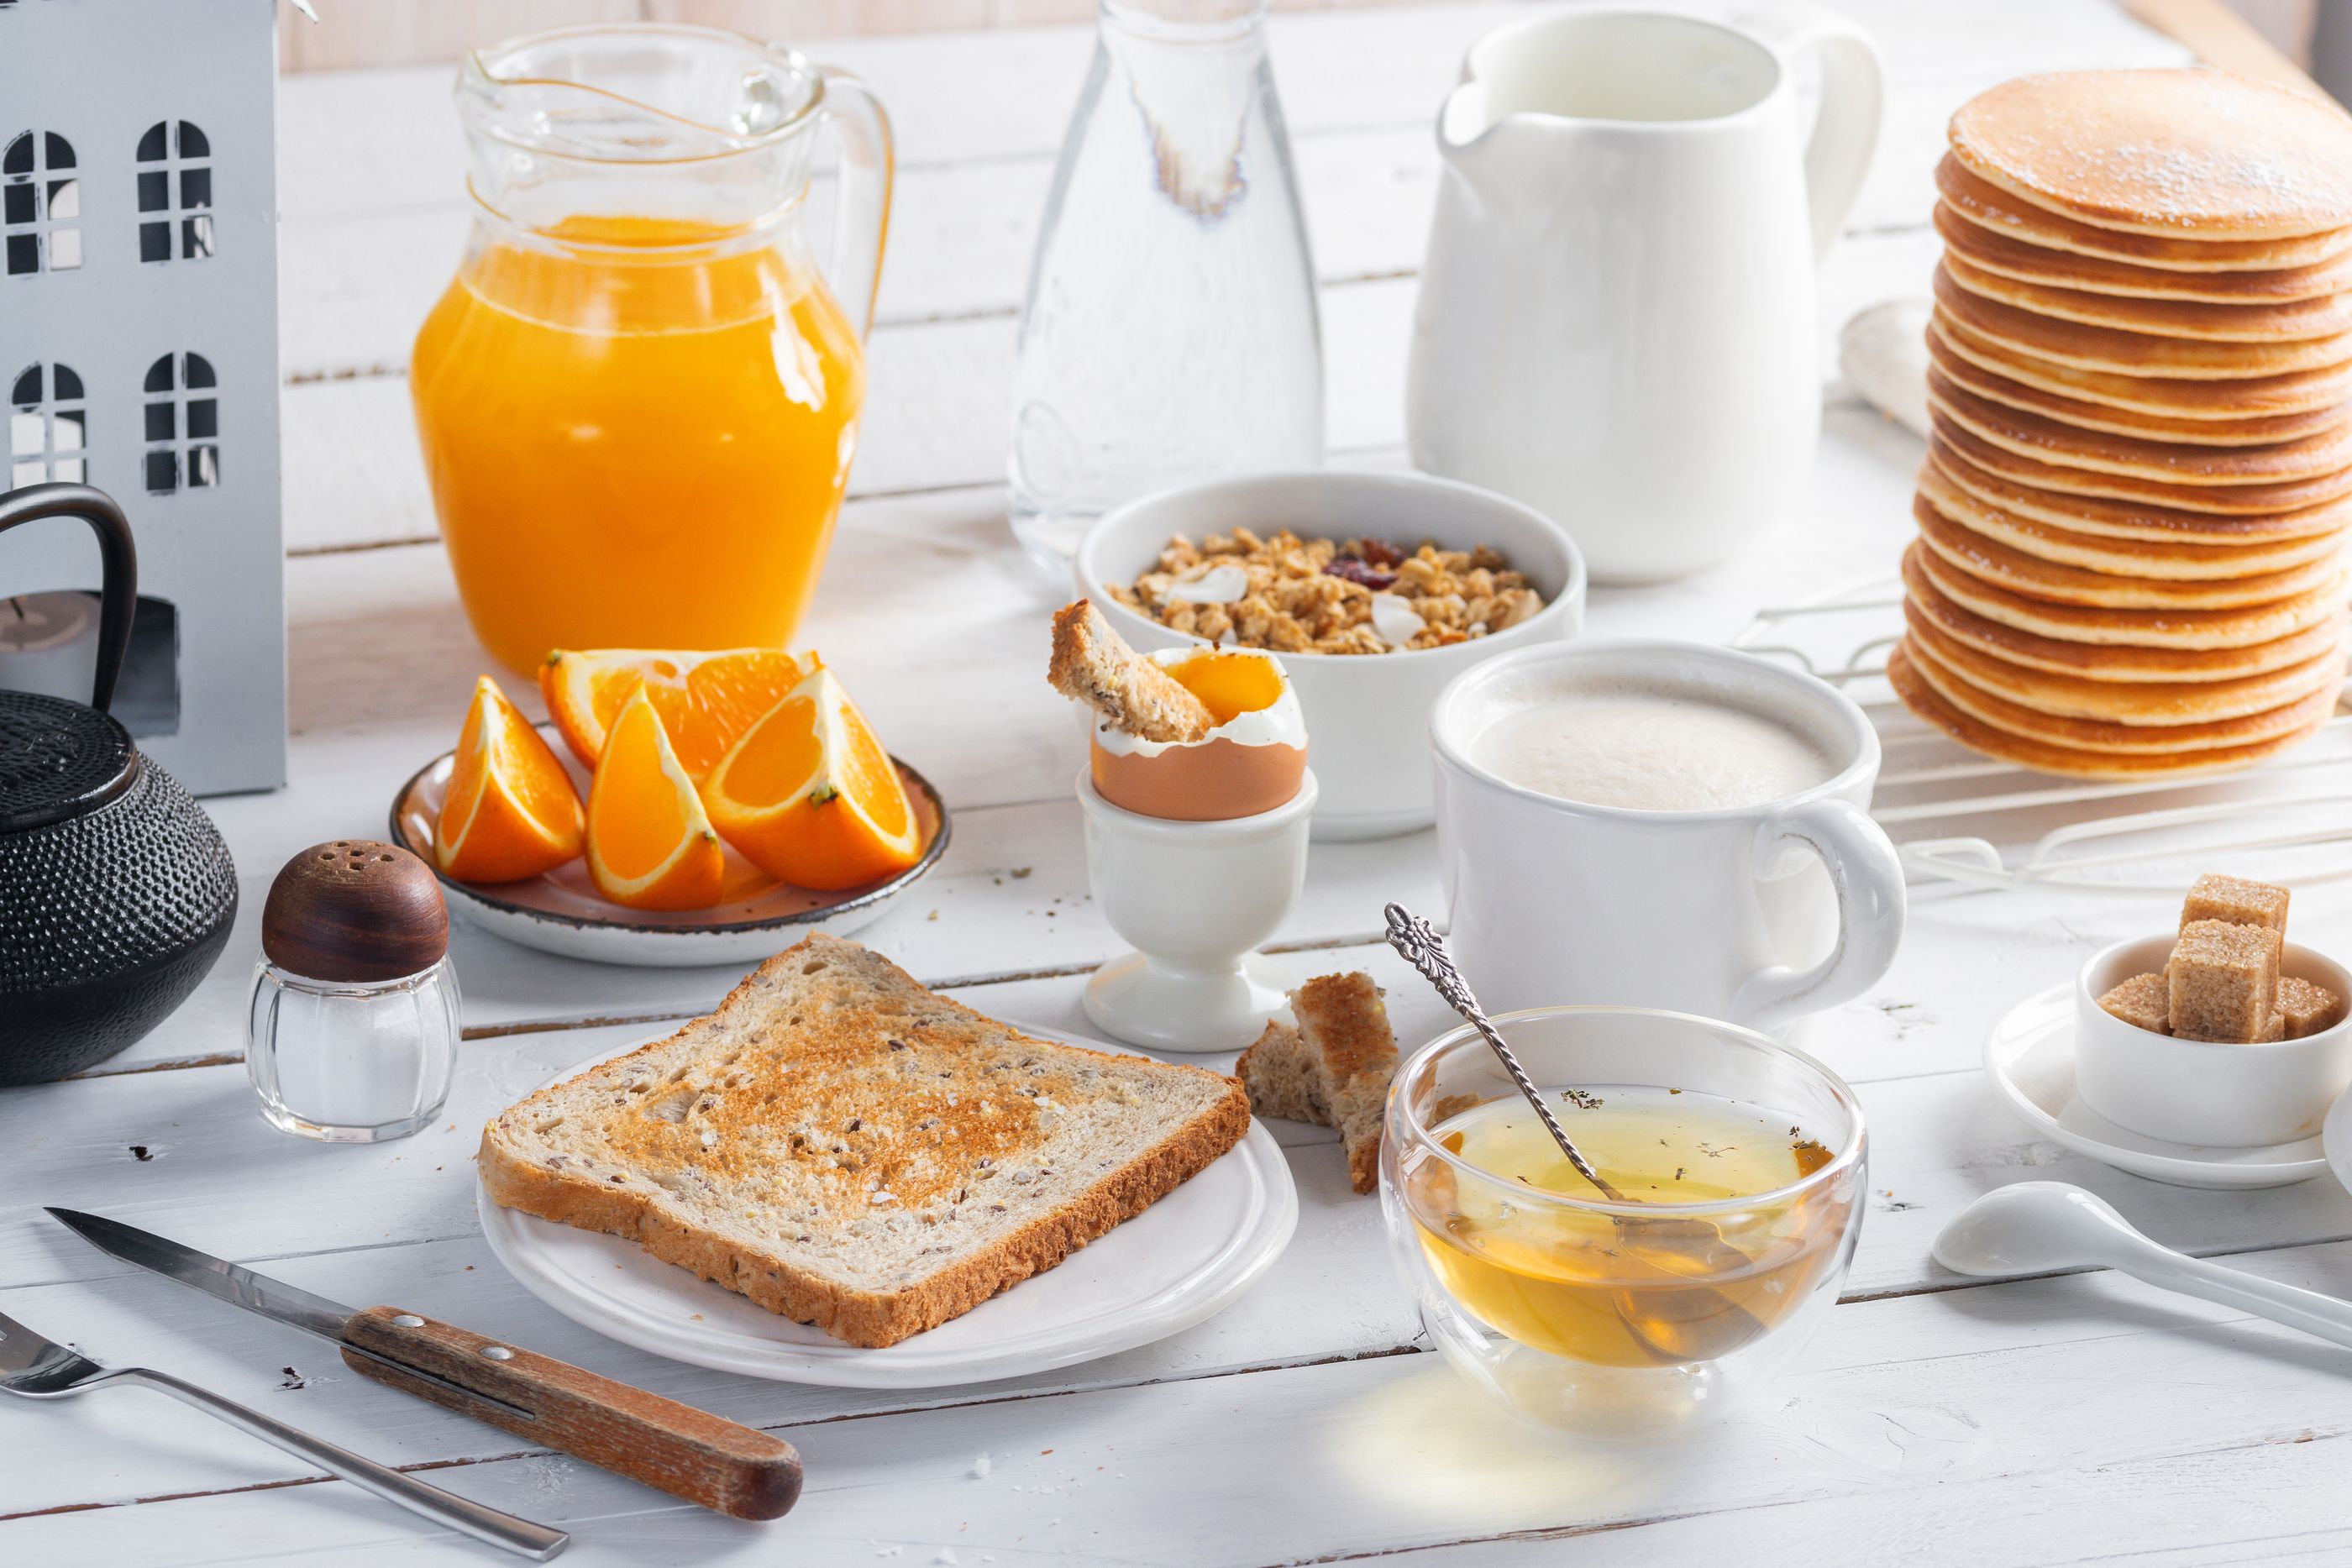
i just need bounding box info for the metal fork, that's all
[0,1308,568,1560]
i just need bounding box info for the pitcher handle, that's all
[819,67,895,338]
[1741,4,1884,262]
[1730,795,1906,1035]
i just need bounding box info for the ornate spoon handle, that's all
[1383,904,1625,1203]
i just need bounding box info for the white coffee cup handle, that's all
[1740,4,1885,261]
[1732,796,1906,1033]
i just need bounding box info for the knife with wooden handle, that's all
[45,1206,801,1521]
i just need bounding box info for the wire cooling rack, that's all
[1730,579,2352,896]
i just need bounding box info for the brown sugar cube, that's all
[2097,973,2171,1035]
[2179,873,2290,936]
[2277,975,2346,1040]
[2168,920,2281,1043]
[2259,1011,2287,1042]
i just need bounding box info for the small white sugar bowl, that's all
[2075,934,2352,1149]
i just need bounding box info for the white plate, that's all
[389,728,949,968]
[1986,983,2329,1190]
[478,1029,1298,1387]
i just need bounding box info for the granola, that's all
[1108,527,1544,655]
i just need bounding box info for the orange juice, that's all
[412,216,864,675]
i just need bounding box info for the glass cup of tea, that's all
[1380,1005,1866,1438]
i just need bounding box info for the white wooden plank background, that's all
[20,3,2352,1565]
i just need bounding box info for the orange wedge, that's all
[541,648,814,782]
[702,667,924,891]
[585,688,726,910]
[435,675,584,884]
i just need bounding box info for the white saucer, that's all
[479,1028,1298,1387]
[1985,983,2330,1190]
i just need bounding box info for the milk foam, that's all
[1468,678,1837,810]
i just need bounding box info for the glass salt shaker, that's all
[1007,0,1324,573]
[247,840,461,1143]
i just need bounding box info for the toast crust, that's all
[479,937,1250,1348]
[1048,599,1217,743]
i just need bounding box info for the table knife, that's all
[45,1206,801,1521]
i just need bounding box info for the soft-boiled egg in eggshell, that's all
[1091,648,1308,821]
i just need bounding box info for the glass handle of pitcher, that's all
[820,68,895,339]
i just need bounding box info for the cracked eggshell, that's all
[1090,648,1308,821]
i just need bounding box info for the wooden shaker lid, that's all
[262,840,449,983]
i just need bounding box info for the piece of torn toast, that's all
[1236,971,1399,1194]
[1047,599,1216,743]
[480,935,1250,1348]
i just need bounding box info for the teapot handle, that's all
[0,481,138,713]
[1741,4,1884,262]
[818,67,895,338]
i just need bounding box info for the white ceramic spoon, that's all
[1934,1181,2352,1351]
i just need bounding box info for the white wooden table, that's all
[14,3,2352,1563]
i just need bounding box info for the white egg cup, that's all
[1077,768,1318,1053]
[2076,933,2352,1148]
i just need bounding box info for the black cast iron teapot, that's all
[1,483,238,1083]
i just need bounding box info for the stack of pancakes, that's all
[1895,69,2352,779]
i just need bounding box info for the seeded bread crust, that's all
[1047,599,1217,743]
[1236,972,1399,1195]
[479,936,1250,1348]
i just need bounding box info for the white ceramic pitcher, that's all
[1406,7,1882,584]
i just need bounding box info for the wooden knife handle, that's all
[341,1305,801,1520]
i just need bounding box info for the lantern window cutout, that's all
[136,120,213,264]
[3,130,81,275]
[143,352,218,495]
[9,361,88,487]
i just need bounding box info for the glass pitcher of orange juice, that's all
[412,25,891,674]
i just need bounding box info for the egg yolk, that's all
[1169,652,1284,726]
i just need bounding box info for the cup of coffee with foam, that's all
[1430,639,1906,1030]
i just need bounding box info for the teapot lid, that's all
[0,690,136,835]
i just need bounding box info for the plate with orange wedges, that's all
[390,649,950,968]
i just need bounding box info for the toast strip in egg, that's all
[1048,599,1218,742]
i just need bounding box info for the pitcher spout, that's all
[1436,83,1583,218]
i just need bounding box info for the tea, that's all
[1410,1087,1846,1367]
[412,216,864,674]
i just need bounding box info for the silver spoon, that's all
[1382,903,1767,1362]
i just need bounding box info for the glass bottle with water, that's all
[1008,0,1323,572]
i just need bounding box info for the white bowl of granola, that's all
[1076,469,1585,840]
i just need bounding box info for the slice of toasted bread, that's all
[1236,972,1399,1194]
[1047,599,1216,743]
[480,935,1250,1348]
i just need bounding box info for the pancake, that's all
[1947,71,2352,241]
[1903,544,2352,679]
[1931,311,2352,417]
[1932,415,2352,515]
[1904,603,2349,723]
[1933,202,2352,303]
[1913,494,2345,609]
[1929,437,2352,543]
[1908,538,2349,649]
[1941,252,2352,343]
[1924,328,2350,446]
[1935,266,2352,378]
[1917,459,2349,579]
[1888,643,2332,779]
[1926,370,2352,484]
[1935,155,2352,273]
[1900,632,2342,754]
